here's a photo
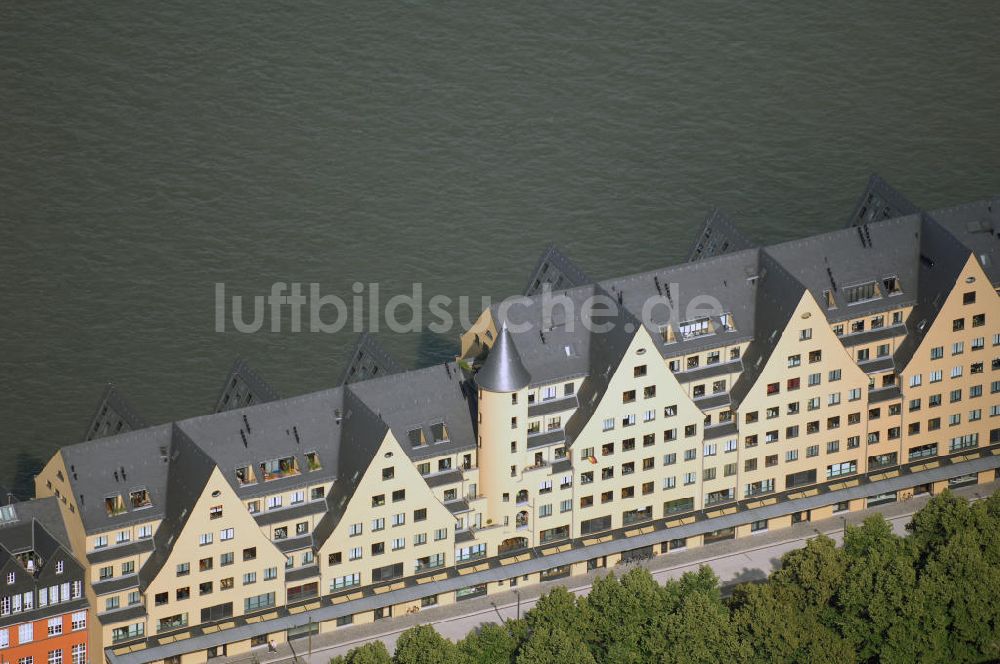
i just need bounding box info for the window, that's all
[244,592,276,613]
[47,650,62,664]
[47,617,63,636]
[349,547,362,561]
[220,528,234,541]
[371,517,385,532]
[71,612,86,631]
[331,573,361,591]
[19,623,33,644]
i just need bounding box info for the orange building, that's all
[0,497,88,664]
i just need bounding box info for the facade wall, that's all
[316,433,456,596]
[0,609,89,664]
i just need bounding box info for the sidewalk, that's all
[226,480,997,664]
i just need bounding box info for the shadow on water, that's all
[414,329,457,368]
[12,451,44,500]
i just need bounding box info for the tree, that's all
[583,568,673,662]
[523,586,587,636]
[458,622,520,664]
[393,625,468,664]
[330,640,391,664]
[514,626,595,664]
[663,590,748,664]
[837,516,919,661]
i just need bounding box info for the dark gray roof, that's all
[686,208,754,262]
[765,214,922,323]
[729,250,807,407]
[214,358,279,413]
[87,538,155,565]
[523,244,592,296]
[893,214,974,370]
[927,198,1000,286]
[97,605,146,626]
[60,424,175,534]
[486,287,598,387]
[601,248,761,359]
[0,497,68,545]
[846,174,920,227]
[180,387,344,499]
[138,425,216,591]
[311,389,389,549]
[85,383,147,441]
[564,291,641,447]
[339,332,403,385]
[474,323,532,393]
[350,362,478,461]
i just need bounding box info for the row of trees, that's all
[331,489,1000,664]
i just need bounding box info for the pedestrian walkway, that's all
[223,481,997,664]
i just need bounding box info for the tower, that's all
[474,323,533,550]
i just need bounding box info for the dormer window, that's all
[883,276,902,295]
[678,317,712,340]
[235,466,256,486]
[844,281,881,305]
[408,428,426,448]
[129,489,151,510]
[105,495,126,517]
[260,456,299,481]
[56,561,64,575]
[430,423,448,443]
[6,571,14,584]
[305,452,322,471]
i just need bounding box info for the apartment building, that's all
[0,498,89,664]
[33,178,1000,664]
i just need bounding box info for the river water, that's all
[2,1,998,492]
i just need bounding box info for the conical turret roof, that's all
[475,323,531,393]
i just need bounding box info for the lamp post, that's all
[514,589,521,620]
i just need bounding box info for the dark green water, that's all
[2,1,999,492]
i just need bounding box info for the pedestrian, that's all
[268,638,277,653]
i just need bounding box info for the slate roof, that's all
[602,248,761,358]
[475,323,532,393]
[728,250,808,407]
[138,425,216,590]
[846,174,920,227]
[349,362,478,462]
[523,244,591,296]
[686,208,755,262]
[927,197,1000,285]
[339,332,402,385]
[60,424,176,534]
[893,214,975,370]
[564,289,642,447]
[765,214,923,322]
[180,388,344,499]
[85,383,147,441]
[0,497,70,550]
[310,389,389,548]
[214,358,280,413]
